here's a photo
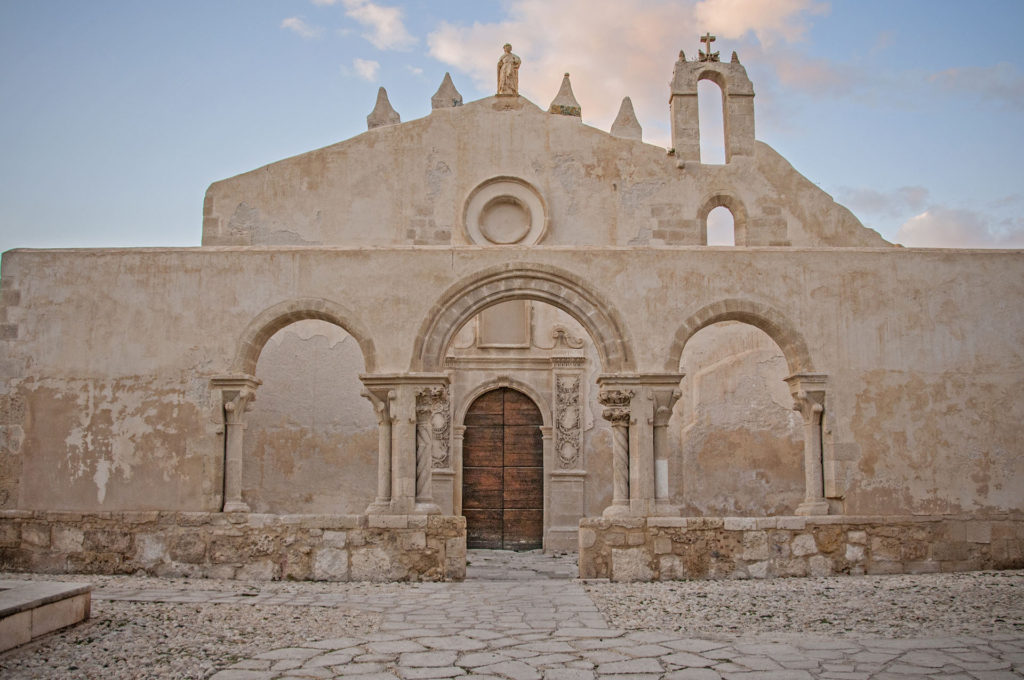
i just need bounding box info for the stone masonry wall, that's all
[579,516,1024,581]
[0,512,466,582]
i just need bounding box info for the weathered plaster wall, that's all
[1,247,1022,517]
[243,321,377,514]
[673,322,803,515]
[201,96,890,249]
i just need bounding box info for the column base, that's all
[413,501,442,515]
[222,500,250,513]
[602,502,631,518]
[795,499,830,516]
[653,500,680,516]
[364,500,392,515]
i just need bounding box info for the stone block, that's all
[870,536,901,561]
[658,554,685,579]
[847,530,867,545]
[777,558,807,577]
[323,530,347,548]
[808,555,832,576]
[51,526,84,553]
[653,537,672,555]
[236,559,277,581]
[0,610,32,651]
[866,560,905,575]
[0,523,19,547]
[845,544,865,562]
[626,532,645,546]
[905,560,940,574]
[964,522,992,544]
[169,534,206,564]
[368,515,408,529]
[647,517,687,528]
[776,517,807,530]
[748,560,769,578]
[400,531,427,551]
[351,546,402,582]
[791,533,818,557]
[605,531,626,546]
[741,531,769,561]
[723,517,756,531]
[611,548,653,582]
[578,528,596,548]
[312,547,349,581]
[407,515,429,528]
[21,523,50,548]
[30,593,90,639]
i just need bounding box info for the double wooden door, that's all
[462,388,543,550]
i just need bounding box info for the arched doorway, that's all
[463,387,543,550]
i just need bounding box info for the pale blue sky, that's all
[1,0,1022,259]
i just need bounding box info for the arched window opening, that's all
[698,78,726,164]
[243,319,375,514]
[674,321,804,515]
[706,205,735,245]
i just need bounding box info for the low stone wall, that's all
[0,511,466,582]
[579,515,1024,581]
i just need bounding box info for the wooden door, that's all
[463,388,543,550]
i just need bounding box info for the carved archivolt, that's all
[555,376,582,469]
[417,387,451,469]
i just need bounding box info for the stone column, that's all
[360,373,448,515]
[598,388,633,517]
[652,385,683,515]
[415,386,449,515]
[786,373,830,516]
[361,386,394,515]
[211,374,261,513]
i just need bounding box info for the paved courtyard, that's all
[2,551,1022,679]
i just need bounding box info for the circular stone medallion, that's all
[480,196,531,244]
[463,177,547,246]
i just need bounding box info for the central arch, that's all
[412,263,635,373]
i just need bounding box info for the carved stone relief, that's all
[555,375,582,469]
[417,387,451,469]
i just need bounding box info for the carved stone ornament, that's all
[598,389,633,425]
[417,387,451,468]
[555,376,582,469]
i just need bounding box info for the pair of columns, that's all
[597,372,831,517]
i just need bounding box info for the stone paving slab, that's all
[86,550,1024,679]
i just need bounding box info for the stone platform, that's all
[0,579,91,651]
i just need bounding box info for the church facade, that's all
[1,45,1021,581]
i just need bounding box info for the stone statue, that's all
[497,43,521,96]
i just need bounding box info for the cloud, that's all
[694,0,828,47]
[426,0,830,147]
[341,0,417,51]
[281,17,323,39]
[928,62,1024,109]
[352,58,380,81]
[836,186,930,220]
[895,207,1024,249]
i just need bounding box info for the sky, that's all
[1,0,1023,261]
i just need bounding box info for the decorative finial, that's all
[610,96,642,141]
[731,51,740,64]
[366,87,400,129]
[548,73,581,117]
[497,43,521,96]
[678,49,686,62]
[698,32,720,62]
[431,72,463,109]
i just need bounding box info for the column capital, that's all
[785,373,827,420]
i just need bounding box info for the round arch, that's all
[457,377,552,429]
[231,298,377,375]
[698,192,748,245]
[412,263,635,373]
[666,298,815,375]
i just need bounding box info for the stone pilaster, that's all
[651,385,683,515]
[360,386,395,515]
[786,373,830,516]
[211,374,261,513]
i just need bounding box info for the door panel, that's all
[462,387,543,551]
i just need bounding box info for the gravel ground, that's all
[587,569,1024,639]
[0,574,382,680]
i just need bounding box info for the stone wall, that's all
[579,516,1024,581]
[0,511,465,582]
